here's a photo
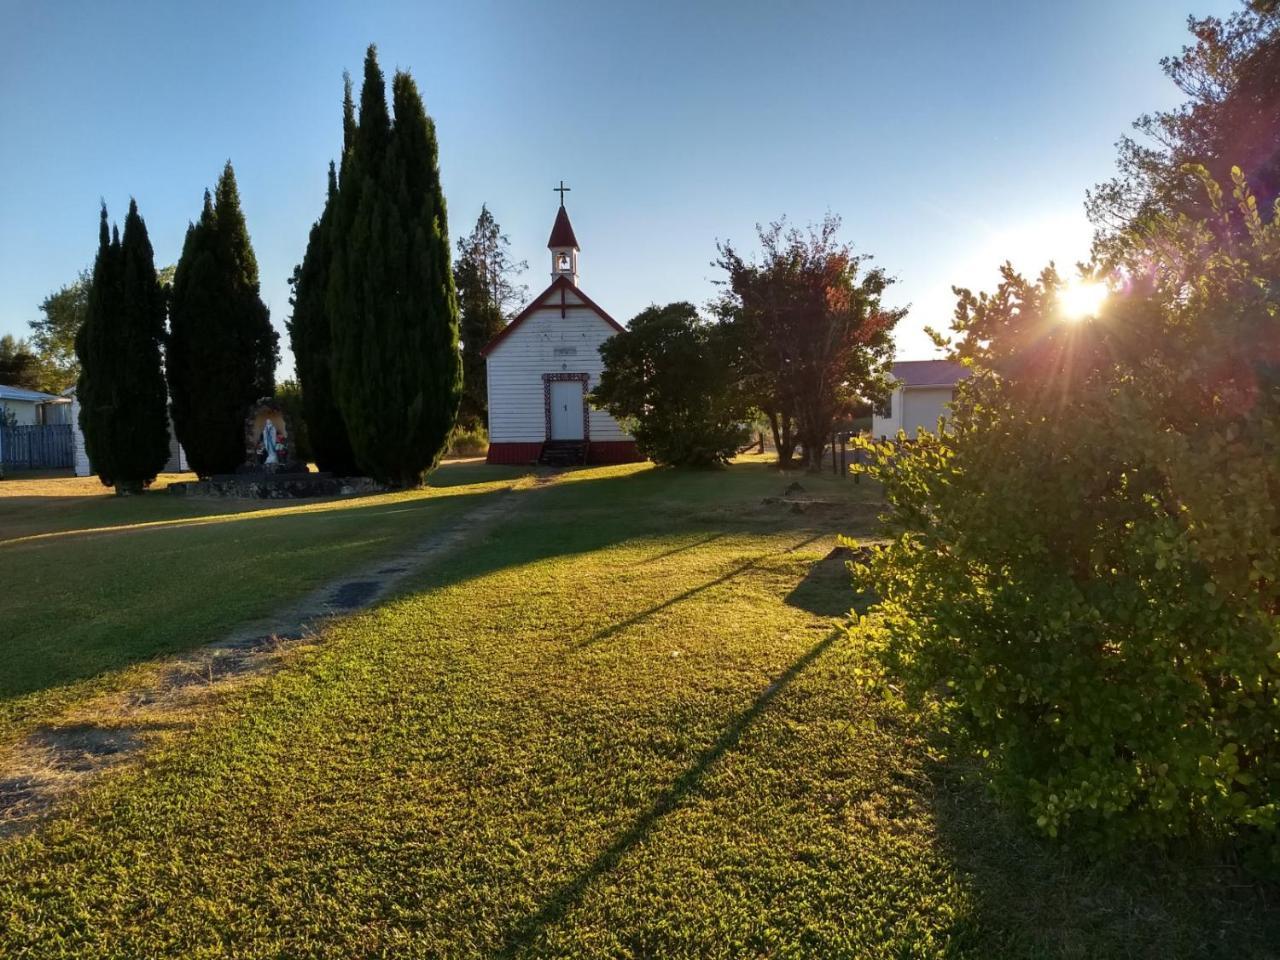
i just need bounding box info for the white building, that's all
[65,386,188,478]
[0,384,69,426]
[872,360,969,439]
[482,201,639,465]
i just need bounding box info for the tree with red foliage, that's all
[715,215,903,470]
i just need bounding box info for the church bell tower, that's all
[548,180,580,285]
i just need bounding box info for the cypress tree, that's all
[329,45,461,487]
[75,201,171,494]
[168,162,279,477]
[287,160,358,474]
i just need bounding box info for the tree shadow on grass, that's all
[784,547,878,619]
[924,748,1280,957]
[495,627,843,958]
[578,532,825,648]
[636,532,726,565]
[0,461,531,544]
[2,463,860,727]
[4,468,690,712]
[0,485,512,705]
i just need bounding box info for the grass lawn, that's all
[0,459,1275,957]
[0,461,528,742]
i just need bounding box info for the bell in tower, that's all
[548,181,580,285]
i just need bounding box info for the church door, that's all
[549,380,585,440]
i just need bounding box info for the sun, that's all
[1058,278,1108,321]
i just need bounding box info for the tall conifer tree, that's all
[328,45,461,487]
[287,160,358,474]
[455,205,526,429]
[168,162,279,477]
[75,201,171,494]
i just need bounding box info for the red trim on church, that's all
[486,442,544,465]
[480,275,625,357]
[587,441,642,464]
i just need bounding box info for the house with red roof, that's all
[481,200,640,466]
[871,359,969,439]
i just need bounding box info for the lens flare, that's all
[1058,279,1108,321]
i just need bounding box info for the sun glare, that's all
[1058,278,1108,321]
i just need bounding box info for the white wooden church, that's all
[482,197,640,465]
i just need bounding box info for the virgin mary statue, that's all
[261,418,279,465]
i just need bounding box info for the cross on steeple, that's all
[553,180,571,206]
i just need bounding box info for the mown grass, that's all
[1,460,1275,957]
[0,462,528,741]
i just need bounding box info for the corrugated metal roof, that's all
[0,384,62,403]
[890,360,968,387]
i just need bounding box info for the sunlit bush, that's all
[855,170,1280,854]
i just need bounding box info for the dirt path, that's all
[0,480,542,838]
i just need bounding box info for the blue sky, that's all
[0,0,1239,373]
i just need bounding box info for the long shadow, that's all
[0,485,512,705]
[385,468,815,608]
[0,462,532,545]
[923,746,1280,955]
[579,532,826,648]
[3,467,672,706]
[637,532,726,565]
[496,627,843,958]
[785,549,878,618]
[3,463,856,717]
[0,488,502,549]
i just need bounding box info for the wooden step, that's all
[538,441,588,467]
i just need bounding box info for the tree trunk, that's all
[797,409,834,472]
[802,441,825,472]
[767,410,797,469]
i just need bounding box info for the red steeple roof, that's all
[547,205,579,250]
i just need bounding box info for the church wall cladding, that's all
[485,291,639,464]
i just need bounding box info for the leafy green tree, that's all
[29,270,89,393]
[168,162,279,477]
[1088,6,1280,253]
[856,168,1280,853]
[74,202,171,494]
[594,302,749,467]
[0,335,42,390]
[715,216,902,470]
[272,379,313,465]
[455,204,526,429]
[328,45,461,487]
[288,158,358,474]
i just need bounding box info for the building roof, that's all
[890,360,969,388]
[0,383,63,403]
[481,274,624,357]
[547,205,579,250]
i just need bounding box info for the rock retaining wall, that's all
[169,476,385,499]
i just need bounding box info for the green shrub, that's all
[447,423,488,458]
[593,302,749,467]
[854,170,1280,855]
[273,380,313,465]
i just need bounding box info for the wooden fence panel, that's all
[1,424,74,470]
